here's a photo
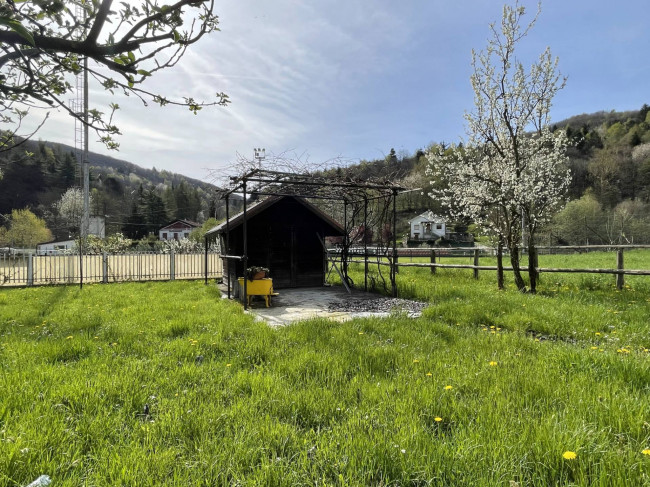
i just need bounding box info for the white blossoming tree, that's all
[427,1,570,292]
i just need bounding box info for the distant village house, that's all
[158,220,200,241]
[36,216,106,255]
[408,211,446,241]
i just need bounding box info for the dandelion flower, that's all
[413,359,419,363]
[489,361,498,366]
[444,385,453,390]
[226,363,232,367]
[66,336,73,339]
[358,332,364,335]
[562,451,577,460]
[434,417,442,422]
[426,372,432,377]
[642,449,650,456]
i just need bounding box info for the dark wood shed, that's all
[206,196,344,289]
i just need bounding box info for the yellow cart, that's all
[237,277,278,307]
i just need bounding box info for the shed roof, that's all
[206,196,344,236]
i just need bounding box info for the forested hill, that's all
[2,104,649,246]
[0,138,225,241]
[331,104,650,244]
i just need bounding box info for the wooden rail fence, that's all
[346,245,650,290]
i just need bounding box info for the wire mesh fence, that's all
[0,252,223,287]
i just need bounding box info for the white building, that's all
[407,211,446,241]
[158,220,200,241]
[36,216,106,255]
[36,239,76,255]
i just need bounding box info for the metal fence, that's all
[0,252,223,287]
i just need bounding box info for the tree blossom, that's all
[427,1,570,292]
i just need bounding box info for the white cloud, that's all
[19,0,650,180]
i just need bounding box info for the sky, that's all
[27,0,650,182]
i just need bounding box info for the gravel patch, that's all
[327,297,428,315]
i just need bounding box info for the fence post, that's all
[27,254,34,286]
[170,250,175,281]
[430,249,436,274]
[473,248,480,280]
[616,249,624,290]
[102,252,108,284]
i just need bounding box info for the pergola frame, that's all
[205,168,407,309]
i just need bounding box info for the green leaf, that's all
[0,18,35,46]
[137,69,151,77]
[128,51,135,63]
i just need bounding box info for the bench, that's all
[237,277,279,307]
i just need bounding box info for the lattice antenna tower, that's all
[71,3,84,182]
[69,2,90,238]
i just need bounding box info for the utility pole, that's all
[72,2,90,241]
[82,53,90,241]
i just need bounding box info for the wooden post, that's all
[225,195,231,299]
[616,249,624,290]
[430,249,436,274]
[204,235,209,285]
[391,189,398,297]
[363,197,368,292]
[473,248,479,280]
[102,251,108,283]
[27,254,34,287]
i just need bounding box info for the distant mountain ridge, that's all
[0,137,230,240]
[41,140,219,191]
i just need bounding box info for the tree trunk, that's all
[527,240,538,294]
[508,242,526,292]
[497,238,504,290]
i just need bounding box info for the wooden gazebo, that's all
[204,169,405,309]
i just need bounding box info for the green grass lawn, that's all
[1,252,650,486]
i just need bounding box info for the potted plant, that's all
[246,266,270,281]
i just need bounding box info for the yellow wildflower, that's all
[562,451,577,460]
[642,449,650,456]
[434,417,442,422]
[489,361,498,366]
[444,385,453,390]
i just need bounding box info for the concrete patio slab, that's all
[220,285,426,327]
